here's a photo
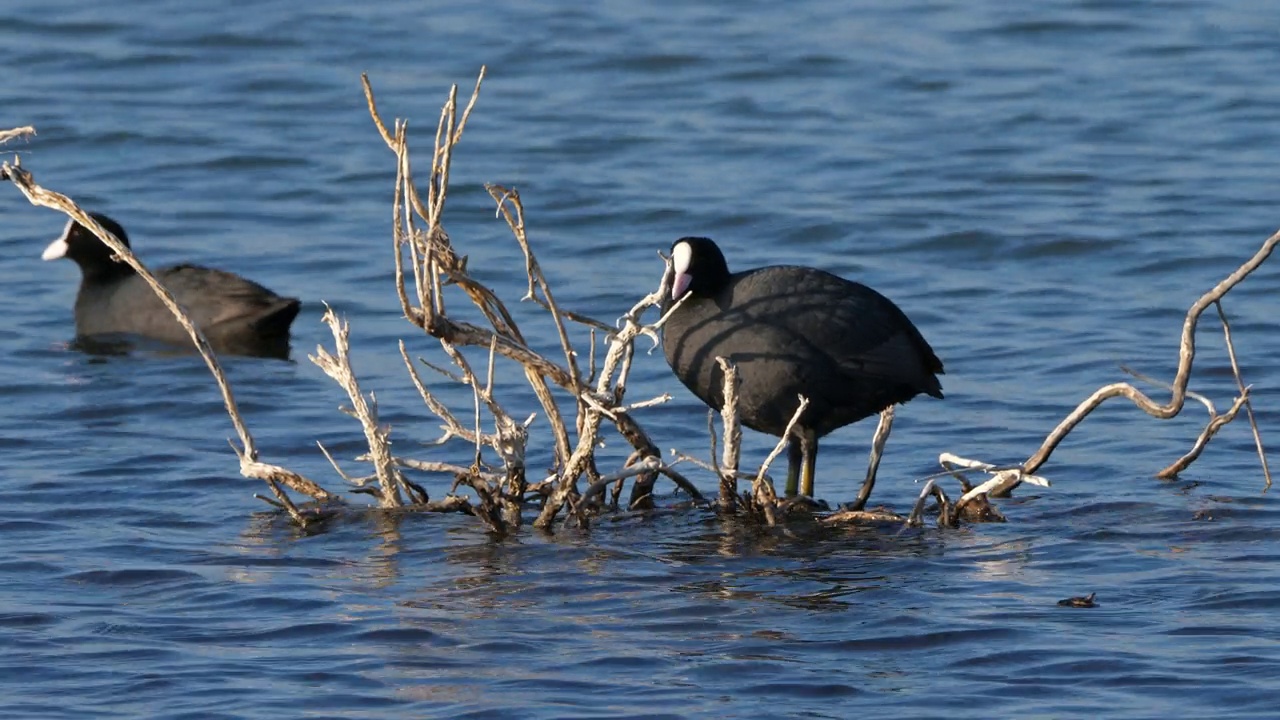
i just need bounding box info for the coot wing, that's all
[730,266,943,397]
[159,264,299,332]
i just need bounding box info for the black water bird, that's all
[42,213,301,359]
[661,236,943,501]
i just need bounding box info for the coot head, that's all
[671,236,730,301]
[42,213,133,282]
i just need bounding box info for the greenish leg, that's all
[799,432,817,498]
[785,437,803,497]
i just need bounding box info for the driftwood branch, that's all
[1015,228,1280,480]
[359,72,705,530]
[907,227,1280,524]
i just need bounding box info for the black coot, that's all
[42,213,301,359]
[661,237,943,498]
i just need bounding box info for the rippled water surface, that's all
[3,1,1280,717]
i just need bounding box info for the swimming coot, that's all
[662,237,943,498]
[42,213,301,359]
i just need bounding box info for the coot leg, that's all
[849,406,895,510]
[797,429,818,497]
[785,438,803,497]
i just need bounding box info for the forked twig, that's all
[747,396,809,526]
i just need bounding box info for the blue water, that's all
[3,0,1280,717]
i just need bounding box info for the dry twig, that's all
[360,71,705,530]
[1214,301,1271,488]
[310,304,413,506]
[848,406,894,511]
[715,357,741,511]
[0,126,35,145]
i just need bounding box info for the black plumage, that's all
[661,236,943,498]
[43,213,300,359]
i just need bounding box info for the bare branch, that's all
[906,478,951,527]
[360,74,397,150]
[1120,364,1216,416]
[1020,227,1280,477]
[309,304,407,506]
[1156,391,1250,480]
[753,396,808,513]
[715,357,740,512]
[453,67,487,145]
[317,441,377,487]
[848,406,894,511]
[0,126,35,145]
[580,456,664,505]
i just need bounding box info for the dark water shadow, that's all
[70,331,294,361]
